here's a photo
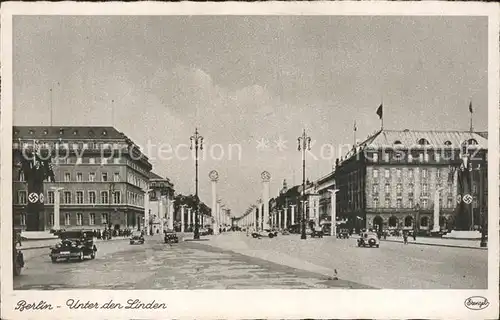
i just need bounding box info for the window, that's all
[64,191,71,204]
[76,191,84,204]
[396,184,402,195]
[384,169,390,178]
[76,157,82,165]
[89,213,95,225]
[408,183,414,196]
[447,182,453,193]
[384,183,390,194]
[76,172,83,182]
[49,214,54,226]
[372,153,378,162]
[114,173,120,182]
[422,184,429,193]
[408,169,414,179]
[89,191,96,204]
[472,184,477,194]
[65,157,72,164]
[385,198,390,208]
[396,168,402,179]
[102,213,108,224]
[435,153,441,162]
[420,216,429,227]
[418,138,430,145]
[113,158,120,164]
[373,169,379,178]
[89,172,95,182]
[384,152,390,162]
[447,198,453,208]
[20,213,26,226]
[89,157,96,164]
[373,198,378,208]
[102,172,108,182]
[422,169,427,179]
[101,191,108,204]
[64,172,71,182]
[408,154,413,162]
[419,153,424,162]
[65,213,71,226]
[422,199,428,209]
[101,157,108,165]
[18,191,27,204]
[113,191,121,204]
[76,213,83,226]
[396,199,402,208]
[19,172,25,181]
[372,184,378,194]
[408,198,414,209]
[48,191,54,204]
[436,169,441,179]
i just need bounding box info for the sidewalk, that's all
[18,237,129,250]
[352,234,486,250]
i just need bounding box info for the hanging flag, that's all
[469,101,473,114]
[376,104,383,119]
[354,121,357,132]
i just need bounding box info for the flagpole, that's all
[381,96,384,130]
[469,100,473,132]
[49,88,53,126]
[111,99,115,128]
[353,121,357,146]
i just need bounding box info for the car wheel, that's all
[78,251,84,261]
[130,241,134,245]
[268,233,274,238]
[91,252,96,259]
[51,257,57,263]
[376,244,379,248]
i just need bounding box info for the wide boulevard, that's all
[14,233,486,290]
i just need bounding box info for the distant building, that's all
[147,172,175,234]
[12,126,153,231]
[333,129,488,232]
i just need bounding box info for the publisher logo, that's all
[464,296,489,310]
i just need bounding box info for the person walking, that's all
[403,232,408,245]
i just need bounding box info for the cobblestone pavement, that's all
[14,236,369,290]
[202,233,488,289]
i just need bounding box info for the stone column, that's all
[159,195,165,234]
[144,189,150,234]
[187,207,192,230]
[290,204,296,226]
[329,189,339,237]
[53,188,63,230]
[308,198,314,225]
[167,198,174,231]
[180,204,186,232]
[433,188,442,232]
[283,207,288,229]
[261,171,271,230]
[253,205,258,231]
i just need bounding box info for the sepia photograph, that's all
[1,2,499,319]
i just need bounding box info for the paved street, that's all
[14,235,369,290]
[204,233,488,289]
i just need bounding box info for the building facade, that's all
[13,126,153,231]
[333,129,488,232]
[147,172,175,234]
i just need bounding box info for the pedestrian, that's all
[413,231,416,241]
[403,232,408,245]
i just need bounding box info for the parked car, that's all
[337,229,350,239]
[200,228,214,236]
[357,231,380,248]
[13,228,24,276]
[130,232,145,245]
[252,229,278,238]
[311,228,324,238]
[49,229,97,262]
[164,230,179,243]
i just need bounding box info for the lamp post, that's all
[190,128,203,240]
[297,129,312,240]
[109,182,115,230]
[432,187,443,233]
[143,188,153,235]
[50,187,64,230]
[180,204,187,233]
[328,188,339,237]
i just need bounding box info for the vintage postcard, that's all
[1,1,499,319]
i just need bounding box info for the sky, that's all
[13,15,488,216]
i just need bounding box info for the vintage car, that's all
[13,228,24,276]
[49,230,97,262]
[129,232,145,245]
[311,228,324,238]
[337,228,350,239]
[251,229,278,238]
[164,230,179,243]
[357,231,380,248]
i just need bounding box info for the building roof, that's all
[363,129,488,149]
[13,126,126,140]
[148,171,166,180]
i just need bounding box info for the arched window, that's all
[394,140,402,145]
[467,138,478,145]
[404,216,413,227]
[418,138,430,145]
[388,216,398,227]
[444,140,452,146]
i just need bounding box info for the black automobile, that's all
[49,230,97,262]
[130,232,145,245]
[337,228,350,239]
[164,230,179,243]
[13,228,24,276]
[311,228,324,238]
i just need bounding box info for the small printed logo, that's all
[464,296,489,310]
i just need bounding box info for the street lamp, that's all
[143,188,153,235]
[297,129,312,240]
[190,128,203,240]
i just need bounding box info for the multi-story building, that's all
[12,126,153,231]
[147,171,175,234]
[333,129,488,232]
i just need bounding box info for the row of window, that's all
[17,190,146,206]
[373,168,445,180]
[15,140,126,151]
[367,148,481,163]
[18,212,109,226]
[54,157,122,165]
[372,196,478,209]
